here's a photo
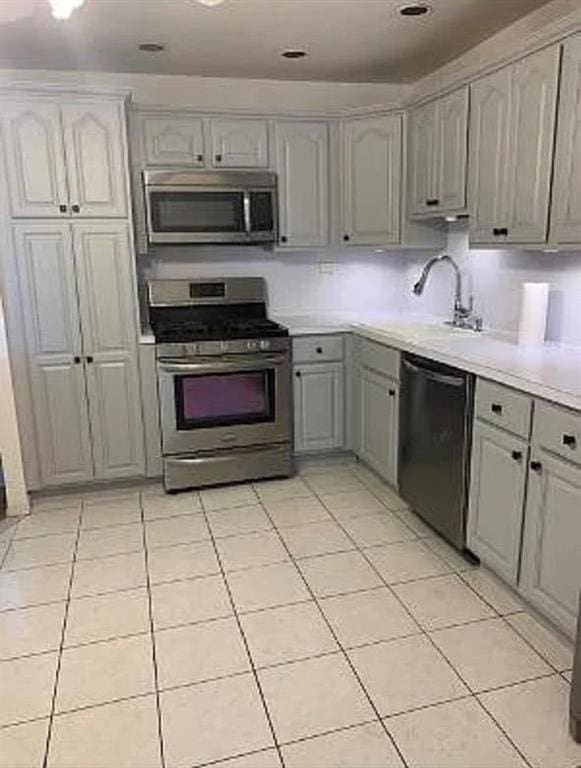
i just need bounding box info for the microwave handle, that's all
[243,191,251,234]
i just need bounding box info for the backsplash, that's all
[140,224,581,346]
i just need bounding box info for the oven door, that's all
[145,185,276,244]
[157,353,290,455]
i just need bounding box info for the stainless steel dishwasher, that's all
[399,353,474,550]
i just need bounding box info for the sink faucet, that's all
[412,254,483,331]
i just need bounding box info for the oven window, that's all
[150,191,245,233]
[174,370,275,430]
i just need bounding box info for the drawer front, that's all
[292,335,344,363]
[475,379,532,438]
[358,338,400,380]
[533,400,581,466]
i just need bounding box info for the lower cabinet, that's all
[293,362,344,453]
[520,450,581,638]
[467,421,528,584]
[358,366,398,486]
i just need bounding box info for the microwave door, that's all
[146,186,250,244]
[249,190,277,240]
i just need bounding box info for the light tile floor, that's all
[0,458,579,768]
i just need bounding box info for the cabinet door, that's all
[61,101,128,218]
[467,421,528,584]
[342,116,401,245]
[274,121,329,247]
[520,452,581,639]
[469,66,512,244]
[210,119,269,168]
[408,101,437,216]
[506,45,560,243]
[143,116,205,166]
[552,34,581,245]
[73,222,145,479]
[13,223,94,486]
[359,368,398,486]
[1,101,69,218]
[293,363,344,453]
[437,87,469,213]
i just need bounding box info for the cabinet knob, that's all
[493,227,509,236]
[530,460,542,473]
[73,355,81,364]
[215,153,222,163]
[197,154,204,162]
[343,234,350,242]
[280,235,288,244]
[86,355,94,364]
[491,403,503,415]
[563,434,577,449]
[316,347,323,354]
[511,450,523,462]
[59,204,68,213]
[426,199,440,206]
[72,204,80,214]
[388,388,396,397]
[295,371,301,378]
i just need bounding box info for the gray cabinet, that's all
[467,421,528,584]
[358,367,398,486]
[408,86,469,217]
[551,34,581,246]
[520,450,581,638]
[469,44,560,245]
[293,362,344,453]
[14,221,144,486]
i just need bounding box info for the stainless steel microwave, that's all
[143,169,278,245]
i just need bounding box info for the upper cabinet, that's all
[342,115,402,245]
[408,86,469,217]
[551,34,581,245]
[469,44,560,245]
[210,118,269,168]
[274,120,329,247]
[2,98,128,219]
[143,116,205,167]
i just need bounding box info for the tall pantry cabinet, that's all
[1,95,145,487]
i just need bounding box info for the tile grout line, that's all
[255,488,411,768]
[199,487,288,768]
[40,504,83,768]
[139,490,167,768]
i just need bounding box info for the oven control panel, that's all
[156,336,289,359]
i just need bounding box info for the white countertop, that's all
[274,312,581,412]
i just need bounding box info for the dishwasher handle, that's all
[402,357,466,388]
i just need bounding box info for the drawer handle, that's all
[426,198,440,206]
[563,434,577,449]
[316,347,323,354]
[493,227,509,236]
[491,403,503,415]
[511,450,522,462]
[530,461,542,473]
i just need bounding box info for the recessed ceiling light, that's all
[281,49,307,60]
[139,43,165,53]
[398,3,432,17]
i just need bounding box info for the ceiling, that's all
[0,0,554,83]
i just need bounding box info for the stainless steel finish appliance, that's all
[413,253,483,332]
[149,278,292,492]
[399,353,475,550]
[570,593,581,742]
[143,170,278,245]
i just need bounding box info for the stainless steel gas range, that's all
[148,277,293,492]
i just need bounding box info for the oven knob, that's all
[259,340,270,351]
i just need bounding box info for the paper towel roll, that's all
[518,282,549,346]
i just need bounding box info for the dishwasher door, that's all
[399,354,474,550]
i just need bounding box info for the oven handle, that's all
[157,355,287,375]
[243,191,251,234]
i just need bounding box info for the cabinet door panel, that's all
[73,222,144,479]
[507,45,560,243]
[437,87,469,213]
[143,116,205,166]
[293,363,344,453]
[552,34,581,245]
[2,101,69,217]
[467,421,528,584]
[408,102,437,215]
[520,452,581,638]
[62,101,128,217]
[469,67,512,244]
[211,119,268,168]
[359,368,397,486]
[13,223,93,485]
[275,121,329,247]
[343,116,401,245]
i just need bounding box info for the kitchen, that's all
[0,0,580,766]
